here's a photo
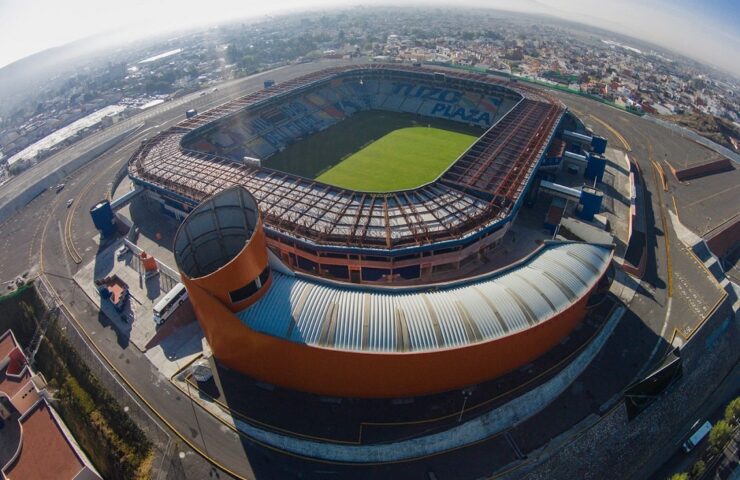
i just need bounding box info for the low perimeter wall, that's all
[705,215,740,260]
[670,158,735,182]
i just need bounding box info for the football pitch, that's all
[264,110,483,192]
[316,127,476,191]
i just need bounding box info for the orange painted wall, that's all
[186,276,599,398]
[180,218,271,313]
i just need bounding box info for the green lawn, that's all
[316,127,476,191]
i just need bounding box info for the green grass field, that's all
[315,127,476,191]
[264,110,483,191]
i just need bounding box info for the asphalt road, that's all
[549,89,725,345]
[0,61,732,479]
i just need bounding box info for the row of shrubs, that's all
[0,284,38,344]
[669,396,740,480]
[37,324,154,479]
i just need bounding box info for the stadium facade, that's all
[129,64,614,397]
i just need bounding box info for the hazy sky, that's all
[0,0,738,76]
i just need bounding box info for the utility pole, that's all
[458,388,474,422]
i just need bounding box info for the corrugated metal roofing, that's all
[237,243,612,353]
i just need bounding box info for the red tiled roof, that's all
[3,402,85,480]
[0,332,17,361]
[6,348,26,376]
[0,369,31,398]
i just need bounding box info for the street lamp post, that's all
[458,388,474,422]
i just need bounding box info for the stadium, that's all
[128,64,615,398]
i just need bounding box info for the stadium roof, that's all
[130,64,565,251]
[237,242,612,353]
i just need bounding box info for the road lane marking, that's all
[650,148,674,298]
[65,151,129,263]
[58,220,74,279]
[587,114,632,151]
[682,183,740,209]
[636,297,673,380]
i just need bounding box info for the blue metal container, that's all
[591,135,607,154]
[585,153,607,183]
[90,200,117,237]
[579,186,603,222]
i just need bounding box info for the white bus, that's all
[682,420,712,453]
[153,283,188,325]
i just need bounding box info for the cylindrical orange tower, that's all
[174,186,271,314]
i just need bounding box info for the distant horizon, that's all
[0,1,738,78]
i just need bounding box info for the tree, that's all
[689,460,705,479]
[8,161,29,176]
[724,397,740,426]
[225,44,241,64]
[144,80,171,95]
[669,473,689,480]
[160,69,176,84]
[239,55,256,68]
[484,30,503,41]
[708,420,732,454]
